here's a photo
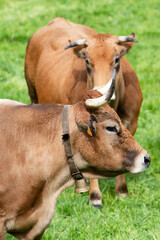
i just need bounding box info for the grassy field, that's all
[0,0,160,239]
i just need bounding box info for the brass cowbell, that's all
[75,179,90,193]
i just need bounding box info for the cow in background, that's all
[25,17,143,208]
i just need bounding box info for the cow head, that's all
[71,89,150,178]
[65,33,138,94]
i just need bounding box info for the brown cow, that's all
[25,17,143,208]
[0,88,150,240]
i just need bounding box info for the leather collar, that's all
[62,105,84,180]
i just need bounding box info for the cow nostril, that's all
[144,154,151,168]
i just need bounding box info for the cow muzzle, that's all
[85,68,117,108]
[130,152,151,173]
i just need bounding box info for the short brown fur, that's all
[0,92,148,239]
[25,17,143,206]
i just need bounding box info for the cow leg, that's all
[18,229,45,240]
[0,232,6,240]
[115,174,128,196]
[0,233,6,240]
[0,221,6,240]
[7,230,44,240]
[89,179,102,209]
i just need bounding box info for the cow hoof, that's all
[92,204,102,209]
[118,192,128,198]
[89,199,102,209]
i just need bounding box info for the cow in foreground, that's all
[25,17,143,207]
[0,87,150,240]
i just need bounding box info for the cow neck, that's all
[62,105,84,181]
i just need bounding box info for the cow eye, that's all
[106,126,117,133]
[115,56,120,64]
[86,58,93,74]
[85,58,90,65]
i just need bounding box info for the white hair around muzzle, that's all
[85,68,116,108]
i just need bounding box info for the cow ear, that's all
[118,33,137,57]
[118,42,135,57]
[87,115,97,137]
[74,104,97,137]
[73,45,87,59]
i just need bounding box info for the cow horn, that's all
[118,36,138,43]
[64,39,87,50]
[85,68,116,108]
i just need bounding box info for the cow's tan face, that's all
[72,96,150,178]
[86,38,119,89]
[76,34,134,90]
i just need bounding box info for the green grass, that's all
[0,0,160,239]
